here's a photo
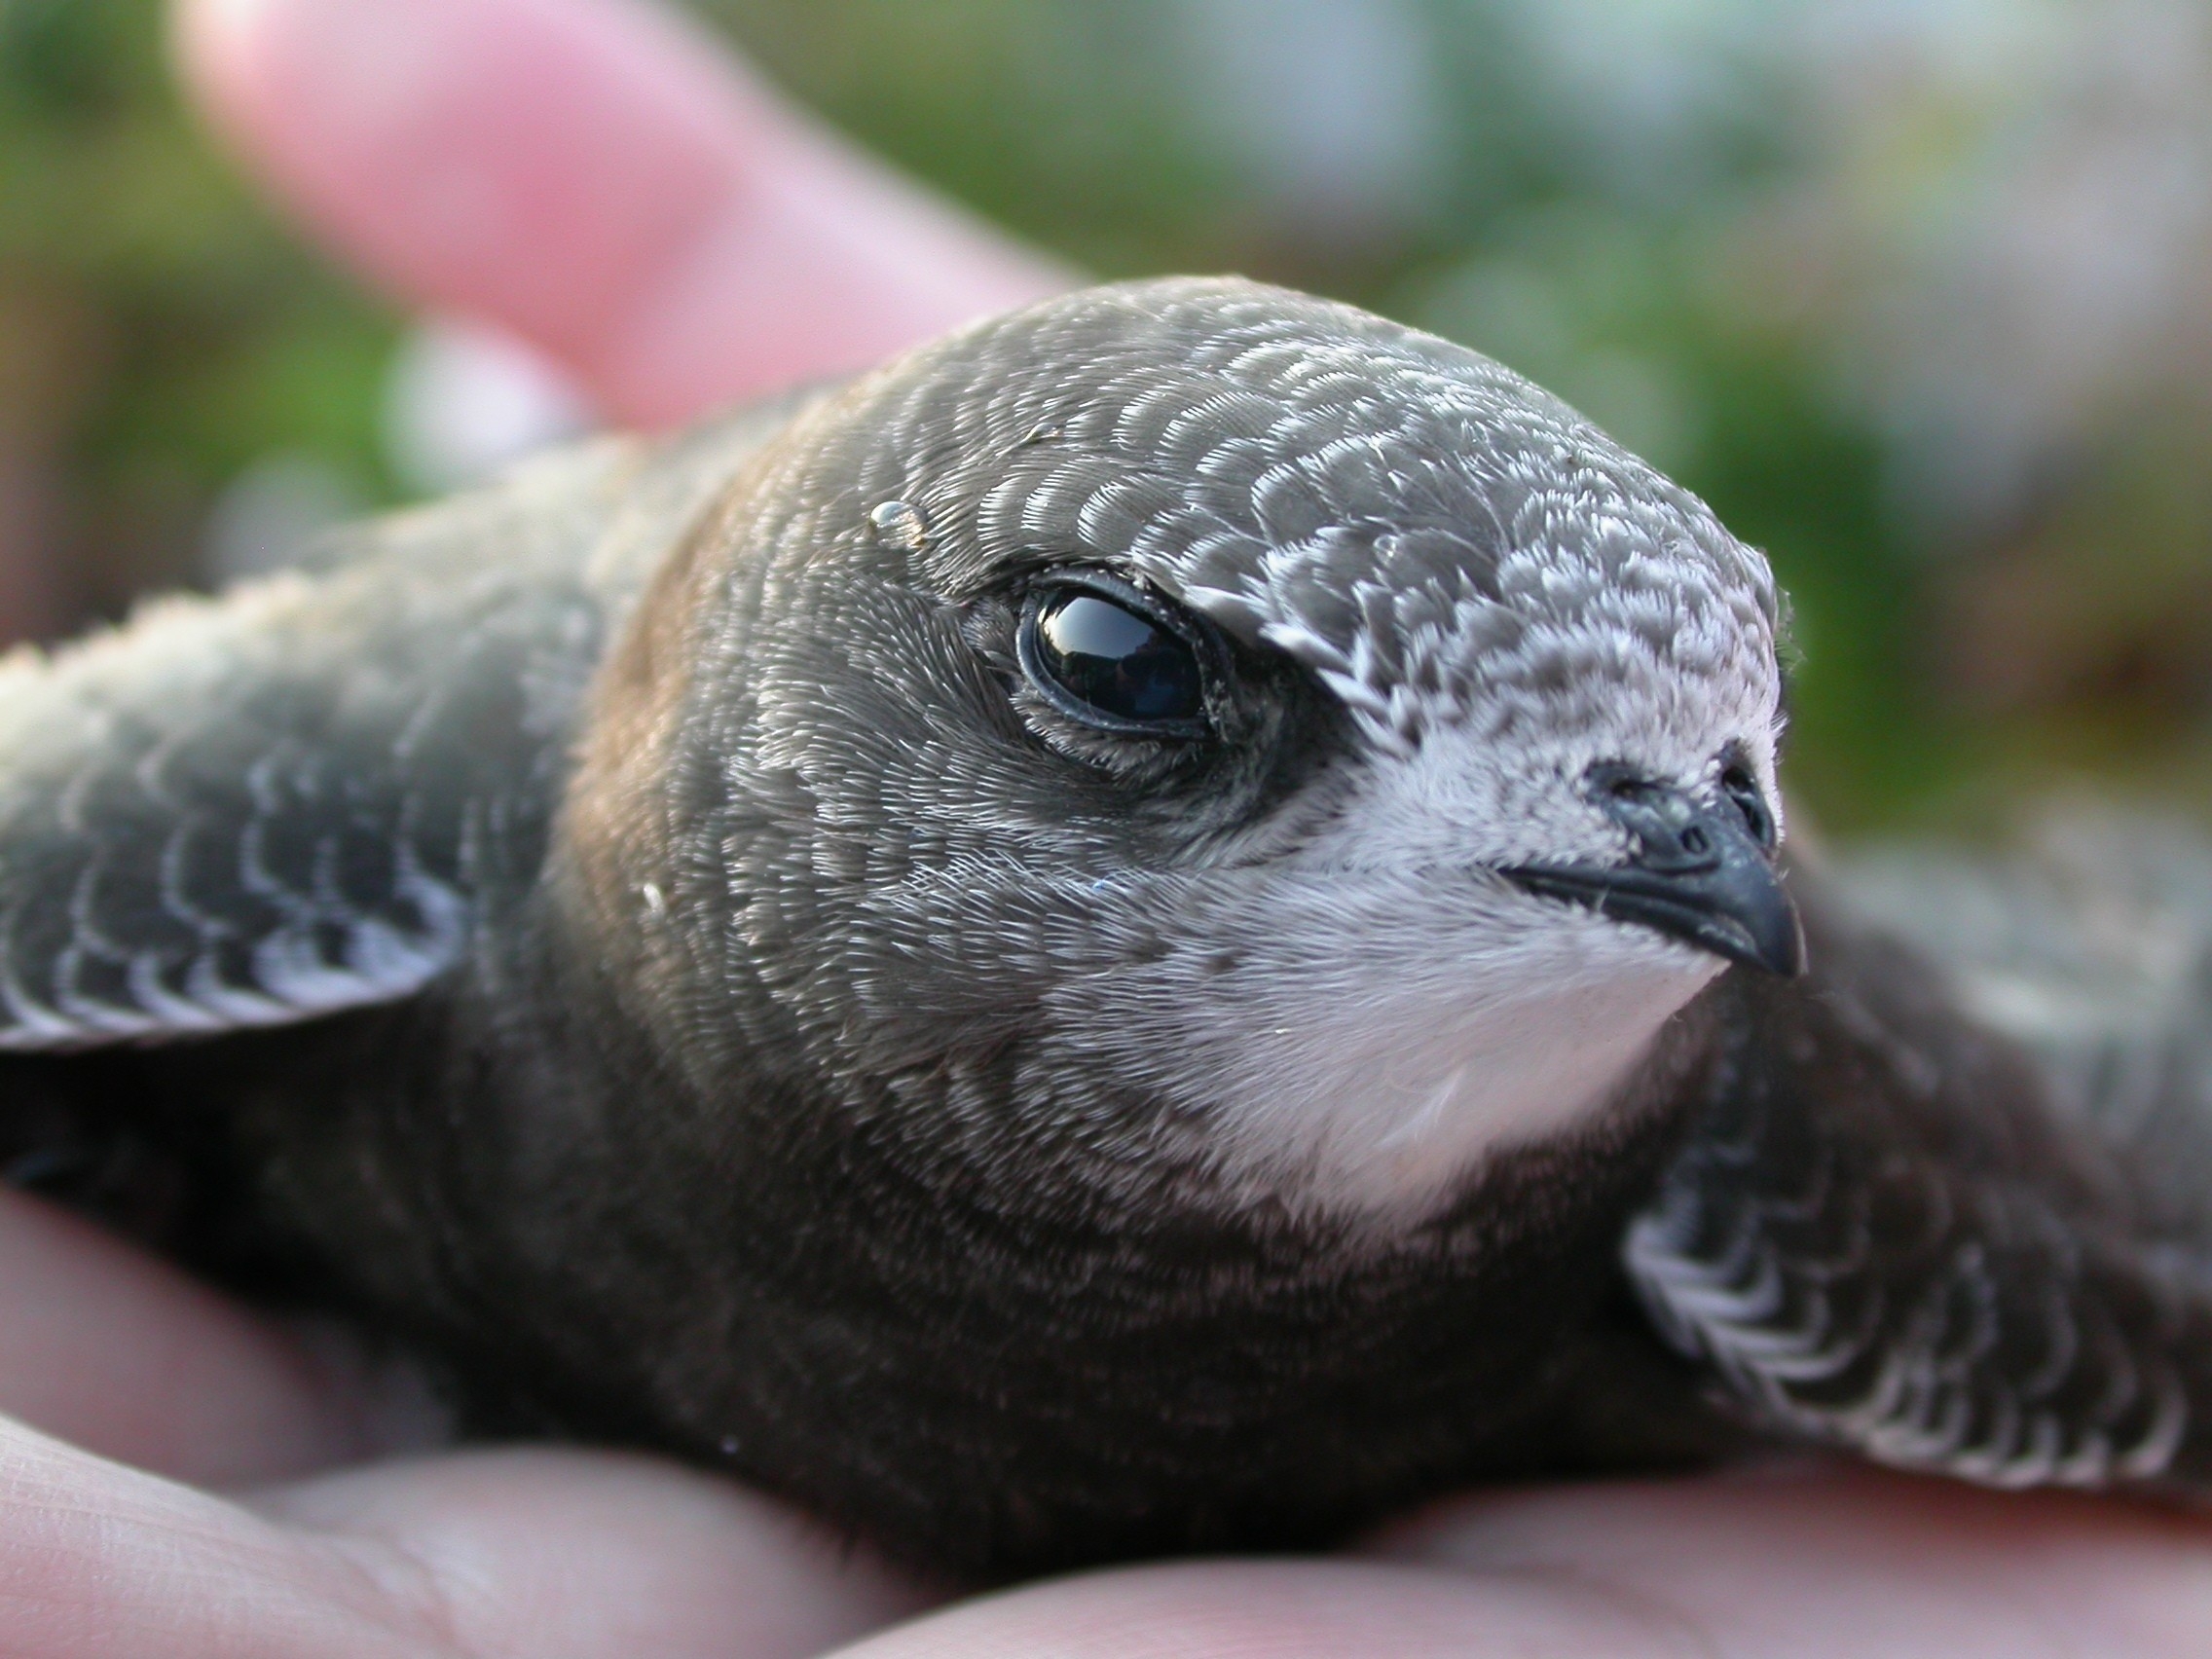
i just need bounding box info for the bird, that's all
[3,275,2211,1580]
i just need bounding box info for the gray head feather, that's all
[562,276,1786,1218]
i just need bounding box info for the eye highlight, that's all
[1016,574,1216,739]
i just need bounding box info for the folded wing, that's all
[0,411,780,1051]
[1631,824,2212,1493]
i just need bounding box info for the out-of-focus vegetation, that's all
[16,0,2212,836]
[0,0,396,625]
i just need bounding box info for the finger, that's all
[819,1559,1688,1659]
[0,1190,363,1487]
[1373,1462,2212,1659]
[174,0,1071,427]
[257,1448,939,1659]
[0,1414,433,1658]
[0,1418,934,1659]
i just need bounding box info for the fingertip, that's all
[169,0,267,117]
[177,0,720,378]
[171,0,1069,426]
[169,0,284,240]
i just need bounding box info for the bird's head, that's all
[579,277,1792,1223]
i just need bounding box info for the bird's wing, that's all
[1628,817,2212,1492]
[0,411,785,1051]
[1831,810,2212,1240]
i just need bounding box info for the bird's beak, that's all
[1502,781,1804,977]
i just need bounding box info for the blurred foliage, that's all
[0,0,395,622]
[14,0,2212,836]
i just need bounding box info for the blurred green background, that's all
[13,0,2212,835]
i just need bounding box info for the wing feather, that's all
[1632,859,2212,1493]
[0,406,793,1050]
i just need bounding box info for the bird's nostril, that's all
[1679,827,1709,856]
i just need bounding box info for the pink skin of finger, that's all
[7,1411,2212,1659]
[0,1190,361,1487]
[821,1468,2212,1659]
[174,0,1070,427]
[0,1414,931,1659]
[1368,1463,2212,1659]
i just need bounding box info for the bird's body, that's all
[5,279,2212,1578]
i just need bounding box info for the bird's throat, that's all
[1108,942,1721,1224]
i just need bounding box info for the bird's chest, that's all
[154,995,1704,1580]
[503,1062,1700,1576]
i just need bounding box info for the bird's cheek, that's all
[1332,752,1623,875]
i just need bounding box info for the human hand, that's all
[0,0,2203,1651]
[0,1196,2201,1658]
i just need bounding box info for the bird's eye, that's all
[1016,576,1213,738]
[1720,761,1776,852]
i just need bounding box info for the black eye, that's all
[1016,577,1212,737]
[1720,761,1776,851]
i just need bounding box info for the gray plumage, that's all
[2,276,2209,1578]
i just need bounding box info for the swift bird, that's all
[3,277,2209,1578]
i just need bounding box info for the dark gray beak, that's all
[1503,775,1804,977]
